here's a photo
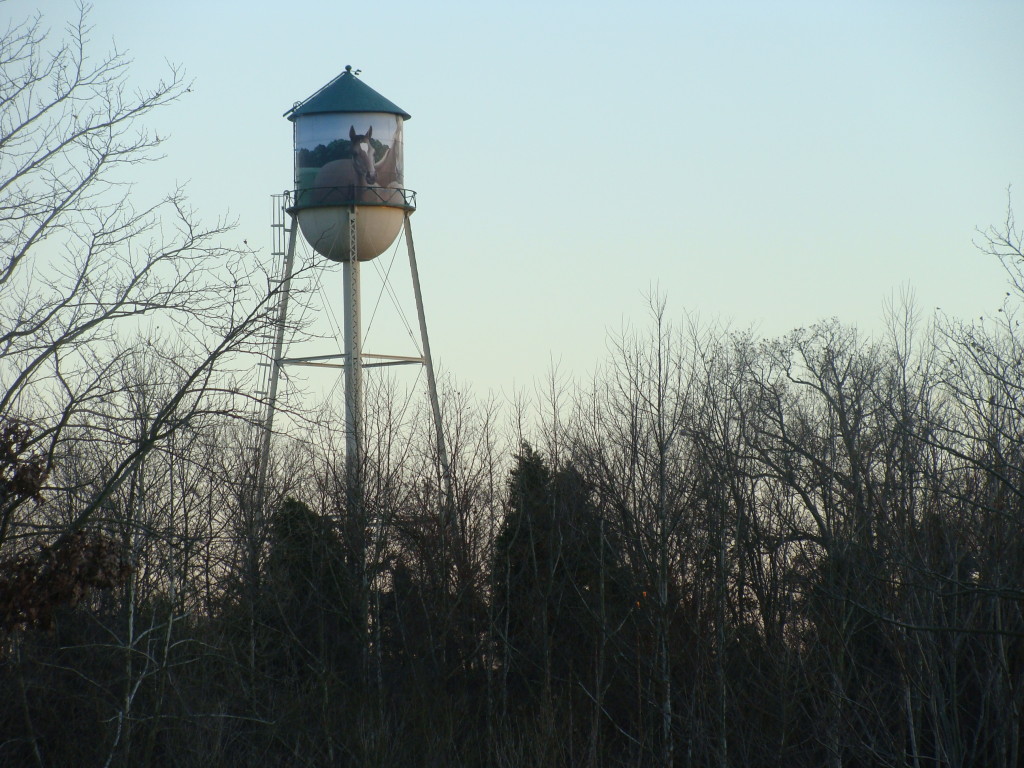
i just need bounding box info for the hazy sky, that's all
[11,0,1024,399]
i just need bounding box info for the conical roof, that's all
[285,67,411,122]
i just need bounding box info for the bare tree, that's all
[0,8,280,553]
[0,14,296,703]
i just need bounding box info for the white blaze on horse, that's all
[349,125,386,186]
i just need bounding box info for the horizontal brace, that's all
[363,353,425,363]
[285,361,344,370]
[280,353,346,364]
[279,360,423,371]
[364,360,422,369]
[280,352,426,366]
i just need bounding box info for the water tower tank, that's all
[286,67,413,262]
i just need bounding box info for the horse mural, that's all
[349,125,379,185]
[309,124,402,206]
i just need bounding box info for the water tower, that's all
[289,64,412,263]
[257,67,449,508]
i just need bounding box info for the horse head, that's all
[349,125,377,185]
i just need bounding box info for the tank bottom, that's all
[297,205,406,262]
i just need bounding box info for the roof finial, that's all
[344,64,362,76]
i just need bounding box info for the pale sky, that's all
[11,0,1024,400]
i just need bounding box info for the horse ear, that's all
[366,125,373,140]
[349,125,357,141]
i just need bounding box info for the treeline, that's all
[3,294,1024,767]
[297,136,389,170]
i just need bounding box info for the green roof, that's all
[285,67,411,121]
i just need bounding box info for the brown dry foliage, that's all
[0,532,132,633]
[0,420,47,504]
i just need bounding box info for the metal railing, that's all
[289,185,416,211]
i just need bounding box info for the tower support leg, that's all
[257,207,299,516]
[404,213,452,512]
[344,208,363,504]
